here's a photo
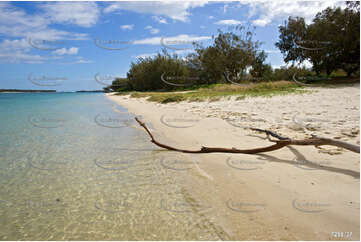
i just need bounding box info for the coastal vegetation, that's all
[106,2,359,101]
[118,81,308,104]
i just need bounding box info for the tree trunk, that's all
[347,70,352,77]
[135,117,360,154]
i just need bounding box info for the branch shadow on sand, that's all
[256,146,360,179]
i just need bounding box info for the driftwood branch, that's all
[135,117,360,154]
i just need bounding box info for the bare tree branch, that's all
[249,128,290,140]
[135,117,360,154]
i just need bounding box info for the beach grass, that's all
[118,81,309,104]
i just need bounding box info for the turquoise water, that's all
[0,93,226,240]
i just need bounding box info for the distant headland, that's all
[76,90,105,93]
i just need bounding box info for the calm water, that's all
[0,93,226,240]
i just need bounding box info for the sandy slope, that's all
[106,84,360,240]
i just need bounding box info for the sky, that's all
[0,0,346,91]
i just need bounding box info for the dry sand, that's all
[106,84,360,240]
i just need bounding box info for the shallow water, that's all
[0,93,227,240]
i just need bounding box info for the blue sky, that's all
[0,0,345,91]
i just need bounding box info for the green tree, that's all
[249,50,273,80]
[127,49,191,91]
[312,5,359,76]
[110,78,132,91]
[275,17,308,65]
[190,25,262,83]
[275,3,360,77]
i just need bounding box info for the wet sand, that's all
[106,84,360,240]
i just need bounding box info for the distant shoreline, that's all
[0,89,56,93]
[0,89,105,93]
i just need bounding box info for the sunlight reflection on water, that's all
[0,93,226,240]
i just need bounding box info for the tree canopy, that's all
[275,2,360,76]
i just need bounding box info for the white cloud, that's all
[0,38,31,51]
[152,16,168,24]
[208,15,214,19]
[0,3,92,64]
[60,56,93,64]
[133,34,211,45]
[104,1,208,22]
[145,25,160,34]
[40,2,100,27]
[0,3,88,40]
[0,52,48,64]
[0,38,47,63]
[133,49,194,59]
[74,59,92,64]
[0,38,82,63]
[52,47,79,55]
[0,3,46,38]
[150,29,160,34]
[239,1,346,27]
[253,19,269,27]
[215,19,242,25]
[132,37,165,45]
[132,53,158,59]
[120,24,134,30]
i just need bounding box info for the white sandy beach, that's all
[106,84,360,240]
